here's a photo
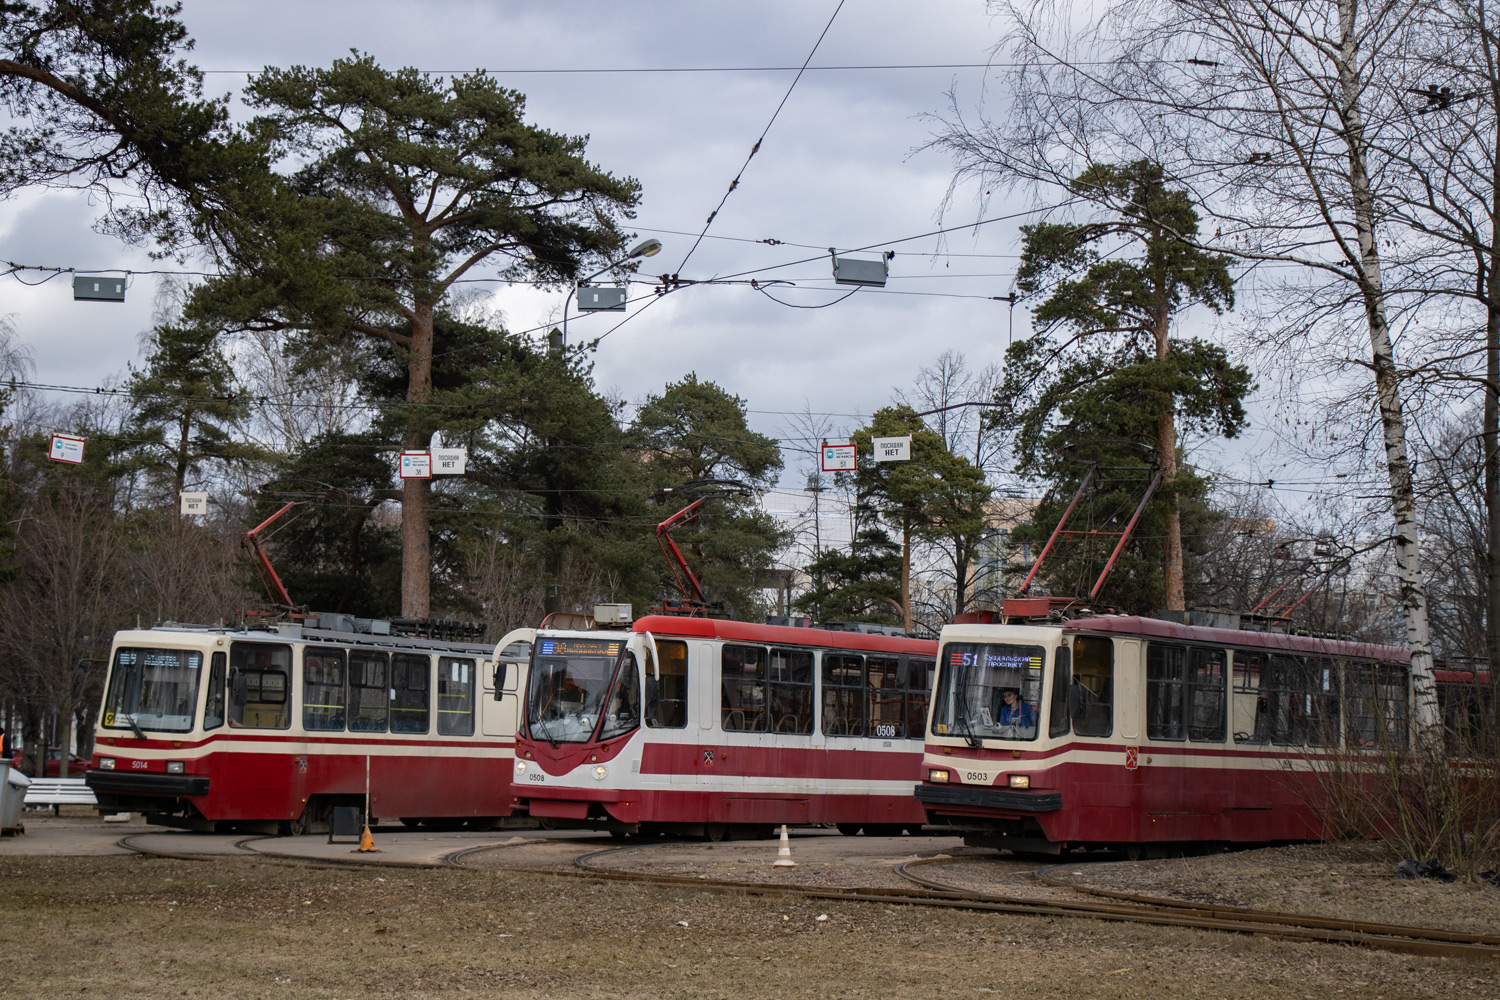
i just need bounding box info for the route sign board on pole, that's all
[399,452,432,479]
[48,434,85,464]
[432,447,467,475]
[180,491,208,516]
[820,441,857,472]
[872,435,912,462]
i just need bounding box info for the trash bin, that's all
[1,764,29,834]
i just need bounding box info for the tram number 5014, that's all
[873,724,898,738]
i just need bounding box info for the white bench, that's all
[23,778,97,811]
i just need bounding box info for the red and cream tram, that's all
[84,616,531,833]
[916,611,1417,853]
[512,610,936,838]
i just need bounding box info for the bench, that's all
[23,778,97,812]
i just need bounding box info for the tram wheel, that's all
[836,823,863,837]
[704,823,729,843]
[400,818,422,828]
[281,810,309,837]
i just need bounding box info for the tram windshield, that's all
[102,647,204,734]
[526,635,626,743]
[931,642,1047,743]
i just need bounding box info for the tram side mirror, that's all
[493,662,508,699]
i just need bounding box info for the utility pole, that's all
[544,329,565,615]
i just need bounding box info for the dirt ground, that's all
[1,846,1497,999]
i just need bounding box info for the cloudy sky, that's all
[2,0,1316,532]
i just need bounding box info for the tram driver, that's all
[998,687,1037,735]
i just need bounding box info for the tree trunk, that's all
[901,512,912,633]
[400,301,435,619]
[1338,0,1437,731]
[1155,297,1185,611]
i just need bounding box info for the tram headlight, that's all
[514,760,527,775]
[99,757,116,770]
[1009,774,1030,789]
[928,768,950,784]
[593,764,608,781]
[166,761,185,775]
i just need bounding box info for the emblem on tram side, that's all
[1124,747,1138,770]
[703,750,714,766]
[295,756,308,773]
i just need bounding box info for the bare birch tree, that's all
[928,0,1440,727]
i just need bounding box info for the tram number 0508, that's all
[873,724,898,738]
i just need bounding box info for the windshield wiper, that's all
[952,670,982,749]
[124,714,147,740]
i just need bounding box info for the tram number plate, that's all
[131,760,149,769]
[526,771,547,783]
[873,724,898,738]
[962,769,992,785]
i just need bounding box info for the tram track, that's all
[114,833,1500,960]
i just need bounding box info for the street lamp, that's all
[561,237,664,348]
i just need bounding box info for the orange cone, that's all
[773,824,797,868]
[357,824,379,853]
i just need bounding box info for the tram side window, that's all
[867,656,905,738]
[1070,636,1113,737]
[1265,654,1334,746]
[646,639,689,729]
[1049,645,1072,738]
[228,643,291,729]
[1188,647,1228,743]
[438,657,474,736]
[721,644,767,732]
[1439,675,1497,754]
[768,647,813,734]
[1232,651,1267,743]
[822,653,865,736]
[1146,644,1186,741]
[903,656,934,741]
[391,654,430,734]
[1344,660,1408,750]
[349,652,389,732]
[302,647,347,732]
[204,652,226,731]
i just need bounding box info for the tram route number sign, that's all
[48,433,85,464]
[820,441,857,472]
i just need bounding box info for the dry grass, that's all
[0,852,1497,999]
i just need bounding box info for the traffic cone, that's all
[356,824,379,853]
[773,824,797,868]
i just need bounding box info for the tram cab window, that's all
[349,652,389,732]
[437,657,474,737]
[822,653,865,737]
[769,647,814,734]
[930,643,1044,742]
[1070,636,1113,738]
[1049,645,1072,738]
[228,643,291,730]
[104,647,205,735]
[302,647,347,732]
[722,644,768,732]
[204,652,226,731]
[645,639,689,729]
[392,654,430,734]
[600,655,641,741]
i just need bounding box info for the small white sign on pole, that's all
[871,435,912,462]
[820,441,858,472]
[399,452,433,479]
[48,434,85,464]
[180,491,209,517]
[432,447,467,475]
